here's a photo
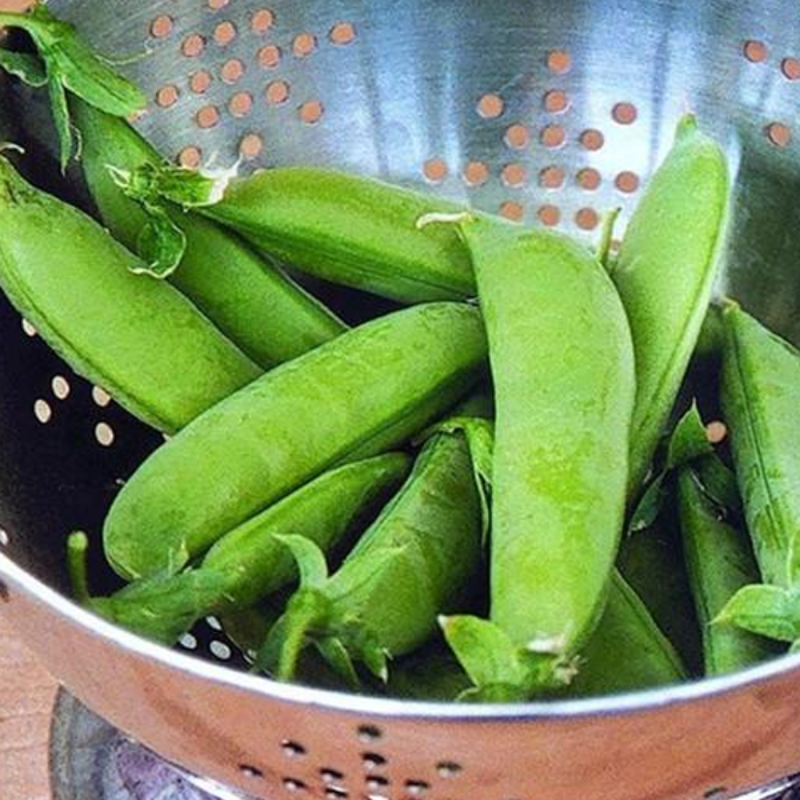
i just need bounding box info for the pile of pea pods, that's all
[2,6,800,702]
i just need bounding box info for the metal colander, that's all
[2,1,800,799]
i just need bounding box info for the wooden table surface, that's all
[0,613,58,800]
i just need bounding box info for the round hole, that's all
[477,93,504,119]
[258,44,281,69]
[706,421,728,444]
[300,100,325,125]
[423,158,448,183]
[615,170,640,193]
[538,205,561,227]
[207,615,223,631]
[266,80,290,105]
[284,779,307,793]
[251,8,275,33]
[190,70,213,94]
[767,122,792,147]
[330,22,356,45]
[362,753,387,770]
[539,165,565,189]
[214,21,238,47]
[240,764,264,779]
[499,201,524,222]
[293,32,318,58]
[0,529,9,547]
[504,123,530,150]
[150,15,174,39]
[782,57,800,80]
[21,319,37,337]
[95,422,115,447]
[240,133,264,160]
[577,167,602,190]
[612,102,638,125]
[156,85,180,108]
[501,163,527,188]
[463,161,490,187]
[579,129,605,151]
[541,124,566,148]
[320,769,345,783]
[366,776,389,790]
[51,375,70,400]
[743,40,767,63]
[543,89,569,113]
[221,58,245,84]
[357,725,382,743]
[209,640,232,660]
[325,789,348,800]
[229,92,254,118]
[405,781,430,795]
[575,208,600,230]
[182,34,206,58]
[92,386,112,408]
[547,49,571,74]
[179,633,197,650]
[281,740,307,758]
[34,399,52,424]
[436,762,462,778]
[196,105,221,129]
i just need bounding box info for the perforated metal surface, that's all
[3,2,800,800]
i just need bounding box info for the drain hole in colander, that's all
[365,775,389,790]
[703,788,727,799]
[436,761,463,778]
[0,528,9,547]
[283,777,308,792]
[405,779,430,795]
[281,739,307,758]
[356,724,383,743]
[239,764,264,779]
[320,768,344,784]
[361,753,386,770]
[324,787,348,799]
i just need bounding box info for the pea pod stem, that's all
[103,302,487,580]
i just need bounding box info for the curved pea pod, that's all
[76,453,410,645]
[0,156,260,434]
[71,102,347,366]
[104,302,487,581]
[567,571,687,698]
[257,430,483,683]
[195,167,477,304]
[614,115,730,495]
[441,221,635,699]
[678,457,778,675]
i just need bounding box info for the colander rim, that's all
[2,551,797,720]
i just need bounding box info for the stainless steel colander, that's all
[2,1,800,798]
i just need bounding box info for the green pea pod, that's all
[0,156,260,433]
[104,302,487,580]
[258,430,483,683]
[441,221,635,698]
[721,305,800,589]
[0,6,147,168]
[678,457,778,675]
[171,166,478,304]
[614,115,729,496]
[74,453,410,645]
[71,101,347,365]
[567,571,687,697]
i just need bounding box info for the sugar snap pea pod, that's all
[614,115,729,496]
[258,430,483,683]
[0,6,146,168]
[567,570,687,697]
[71,101,347,364]
[678,457,778,675]
[104,302,487,580]
[154,165,478,303]
[73,454,410,645]
[438,220,635,699]
[0,156,259,433]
